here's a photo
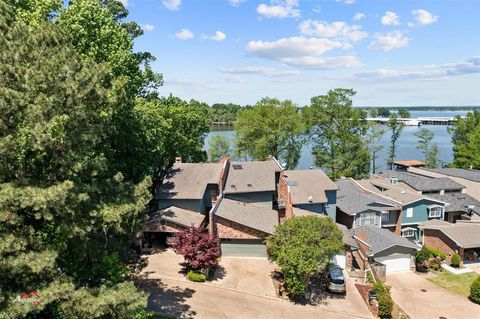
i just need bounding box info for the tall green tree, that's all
[369,108,378,118]
[378,107,391,117]
[398,108,411,118]
[386,114,404,170]
[208,136,231,162]
[266,216,343,299]
[415,127,439,167]
[365,123,385,174]
[234,98,305,169]
[449,110,480,169]
[306,89,370,180]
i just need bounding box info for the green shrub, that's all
[450,253,461,268]
[428,256,442,271]
[372,282,393,318]
[186,270,206,282]
[426,247,446,261]
[416,248,431,265]
[470,277,480,304]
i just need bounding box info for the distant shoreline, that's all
[356,106,480,111]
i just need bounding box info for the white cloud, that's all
[257,0,300,19]
[368,31,409,51]
[118,0,128,7]
[298,20,367,42]
[174,29,194,40]
[202,31,227,42]
[224,76,245,83]
[220,66,300,77]
[229,0,246,6]
[381,11,400,25]
[246,36,361,69]
[341,57,480,82]
[162,0,182,11]
[142,24,155,32]
[412,9,438,25]
[336,0,355,4]
[312,5,322,13]
[166,77,218,89]
[353,13,365,21]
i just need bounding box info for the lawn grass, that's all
[427,270,479,297]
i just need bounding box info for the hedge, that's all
[426,247,446,261]
[186,270,206,282]
[373,282,393,319]
[450,253,461,268]
[470,277,480,304]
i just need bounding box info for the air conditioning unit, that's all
[390,177,398,185]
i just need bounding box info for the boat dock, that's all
[366,116,463,126]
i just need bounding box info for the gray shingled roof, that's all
[336,179,400,216]
[157,163,224,199]
[419,168,480,183]
[148,206,205,228]
[380,170,464,192]
[224,159,281,194]
[419,221,480,248]
[214,198,279,234]
[427,192,480,214]
[337,223,359,249]
[349,226,419,256]
[284,169,337,205]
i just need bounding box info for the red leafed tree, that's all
[172,227,220,271]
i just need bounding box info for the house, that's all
[408,167,480,201]
[143,160,227,247]
[336,179,402,234]
[349,226,419,275]
[212,158,283,258]
[278,169,338,221]
[353,177,448,242]
[335,223,359,271]
[419,220,480,265]
[393,160,426,171]
[377,170,480,223]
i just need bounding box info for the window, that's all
[406,207,413,218]
[381,211,390,222]
[428,206,443,218]
[356,212,380,227]
[402,228,415,238]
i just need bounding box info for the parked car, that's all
[326,265,346,294]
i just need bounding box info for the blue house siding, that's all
[401,199,445,241]
[325,190,337,220]
[296,203,326,214]
[224,192,273,208]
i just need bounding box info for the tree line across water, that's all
[208,90,480,177]
[1,1,479,318]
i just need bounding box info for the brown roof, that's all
[284,169,337,205]
[224,159,282,194]
[214,198,279,234]
[419,220,480,248]
[157,163,224,200]
[394,160,426,167]
[147,206,206,228]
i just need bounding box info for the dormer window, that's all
[402,228,415,238]
[427,205,443,218]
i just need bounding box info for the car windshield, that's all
[329,268,344,284]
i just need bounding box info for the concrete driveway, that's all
[210,258,277,297]
[387,272,480,319]
[139,250,372,318]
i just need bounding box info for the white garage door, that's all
[333,253,346,269]
[381,257,411,274]
[221,239,267,258]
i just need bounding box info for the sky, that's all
[122,0,480,106]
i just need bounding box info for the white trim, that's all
[402,228,416,238]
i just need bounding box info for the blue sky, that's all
[123,0,480,106]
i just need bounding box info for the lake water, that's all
[204,110,473,171]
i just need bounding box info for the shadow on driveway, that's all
[138,278,197,319]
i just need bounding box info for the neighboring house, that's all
[144,159,228,247]
[378,170,480,222]
[393,160,426,171]
[278,169,338,221]
[408,167,480,201]
[354,177,447,242]
[212,158,283,258]
[419,220,480,265]
[349,226,419,275]
[336,179,402,234]
[335,223,359,271]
